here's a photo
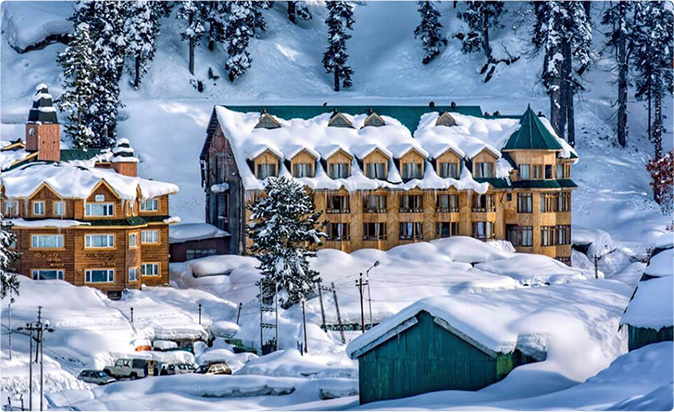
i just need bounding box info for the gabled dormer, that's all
[435,112,457,127]
[361,147,390,180]
[254,110,281,130]
[397,147,427,181]
[325,148,353,179]
[328,111,354,128]
[363,111,385,128]
[288,148,318,178]
[249,148,281,179]
[433,147,462,179]
[470,148,499,179]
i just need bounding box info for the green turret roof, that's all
[503,106,563,151]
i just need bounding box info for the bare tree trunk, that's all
[482,8,491,58]
[333,70,340,92]
[617,2,628,147]
[288,1,297,24]
[134,54,141,89]
[567,85,576,147]
[558,37,572,141]
[189,40,195,75]
[583,1,592,20]
[545,52,561,135]
[208,24,215,51]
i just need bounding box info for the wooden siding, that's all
[357,311,515,404]
[628,325,674,351]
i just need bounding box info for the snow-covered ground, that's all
[1,1,672,410]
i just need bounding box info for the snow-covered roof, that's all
[6,218,91,228]
[654,232,674,250]
[644,248,673,278]
[213,106,576,193]
[169,223,230,244]
[1,161,178,201]
[621,276,673,330]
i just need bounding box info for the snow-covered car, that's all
[104,358,159,380]
[196,362,232,375]
[160,363,197,375]
[78,370,116,385]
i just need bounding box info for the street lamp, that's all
[8,296,14,361]
[365,260,380,329]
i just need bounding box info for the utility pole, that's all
[301,299,308,354]
[259,284,264,355]
[198,303,202,325]
[594,254,599,279]
[365,260,379,329]
[331,282,345,344]
[317,282,326,331]
[38,307,43,412]
[236,302,243,324]
[130,307,134,324]
[28,323,33,412]
[275,282,279,352]
[355,274,367,333]
[8,296,14,361]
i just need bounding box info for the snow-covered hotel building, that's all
[0,86,178,297]
[200,104,578,263]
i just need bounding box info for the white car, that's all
[78,370,115,385]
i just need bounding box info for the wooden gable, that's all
[363,112,386,128]
[435,112,457,127]
[254,113,281,130]
[327,148,353,163]
[328,113,354,129]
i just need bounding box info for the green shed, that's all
[347,302,545,405]
[621,274,673,351]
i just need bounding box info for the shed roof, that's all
[621,276,673,330]
[503,106,564,151]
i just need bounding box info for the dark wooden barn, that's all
[169,223,230,262]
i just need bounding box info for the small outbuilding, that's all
[169,223,230,262]
[346,297,546,405]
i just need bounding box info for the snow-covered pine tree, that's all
[177,0,205,75]
[223,1,258,82]
[125,0,159,89]
[414,1,447,64]
[288,1,312,24]
[457,1,504,57]
[57,22,99,148]
[0,215,20,299]
[322,1,355,92]
[201,2,227,52]
[247,177,326,307]
[151,1,175,18]
[252,1,273,33]
[633,1,673,176]
[602,1,636,147]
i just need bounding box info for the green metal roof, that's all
[81,216,149,227]
[512,180,561,189]
[220,105,484,133]
[503,106,563,151]
[60,148,105,162]
[474,177,512,189]
[557,179,578,188]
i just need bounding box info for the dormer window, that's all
[435,112,457,127]
[328,112,354,128]
[363,112,385,128]
[438,162,459,179]
[329,163,349,179]
[519,164,530,180]
[402,162,423,180]
[254,112,281,130]
[366,163,386,179]
[473,162,494,178]
[292,163,313,178]
[257,163,277,179]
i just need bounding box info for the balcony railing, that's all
[326,209,350,214]
[399,207,423,213]
[471,206,496,213]
[328,236,351,241]
[363,208,387,214]
[435,207,459,213]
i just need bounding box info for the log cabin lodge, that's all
[201,103,578,263]
[0,85,178,297]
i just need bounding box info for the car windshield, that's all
[96,371,108,377]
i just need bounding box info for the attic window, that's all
[363,112,386,128]
[328,113,354,129]
[254,113,281,130]
[435,112,457,127]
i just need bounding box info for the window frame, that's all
[292,163,313,178]
[328,162,350,179]
[399,222,423,240]
[85,269,115,284]
[517,193,533,213]
[365,162,387,179]
[31,269,64,281]
[141,262,161,277]
[140,198,159,212]
[31,234,64,250]
[84,233,115,249]
[327,222,351,241]
[141,229,160,244]
[256,163,277,179]
[363,222,387,241]
[128,267,138,282]
[53,200,66,216]
[128,232,139,249]
[519,164,530,180]
[85,202,115,217]
[32,200,45,216]
[3,199,19,216]
[363,195,387,213]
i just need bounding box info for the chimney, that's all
[111,138,139,177]
[26,84,60,162]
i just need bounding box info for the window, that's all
[400,195,423,213]
[328,163,349,179]
[541,193,557,213]
[85,203,114,217]
[556,164,563,179]
[128,267,138,282]
[32,201,45,216]
[140,198,159,211]
[257,163,277,179]
[519,164,530,180]
[436,222,459,238]
[363,195,386,213]
[507,225,533,247]
[4,200,18,216]
[292,163,313,178]
[142,263,160,276]
[327,223,350,241]
[186,249,218,260]
[86,269,114,283]
[473,162,494,178]
[402,163,423,180]
[472,194,494,212]
[365,163,386,179]
[31,234,63,249]
[533,165,543,179]
[564,164,571,178]
[363,223,387,240]
[517,193,533,213]
[85,234,115,249]
[141,230,159,244]
[545,165,553,179]
[557,192,571,212]
[32,269,64,280]
[399,222,423,240]
[53,201,65,216]
[129,233,138,248]
[436,194,459,212]
[327,195,349,213]
[438,162,459,179]
[541,226,555,246]
[472,222,493,239]
[556,225,571,245]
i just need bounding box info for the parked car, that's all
[104,358,159,380]
[160,363,197,376]
[196,361,232,375]
[78,369,116,385]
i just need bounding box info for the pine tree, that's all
[633,1,673,175]
[414,1,447,64]
[57,22,99,148]
[252,1,272,33]
[247,177,326,307]
[602,1,636,147]
[288,1,312,24]
[457,1,504,58]
[0,216,20,299]
[224,1,258,82]
[201,2,227,51]
[125,0,159,89]
[322,1,354,92]
[177,0,205,75]
[151,1,175,18]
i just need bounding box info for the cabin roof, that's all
[503,106,564,151]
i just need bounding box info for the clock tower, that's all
[26,84,60,162]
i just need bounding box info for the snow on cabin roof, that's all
[644,248,674,278]
[1,161,178,201]
[654,232,674,250]
[621,276,673,330]
[169,223,229,244]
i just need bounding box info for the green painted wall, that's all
[628,325,673,351]
[357,311,517,404]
